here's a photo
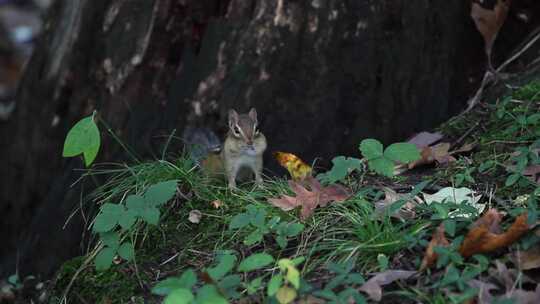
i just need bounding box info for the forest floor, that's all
[4,80,540,304]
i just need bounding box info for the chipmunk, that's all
[183,108,267,189]
[223,108,267,189]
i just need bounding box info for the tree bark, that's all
[0,0,538,277]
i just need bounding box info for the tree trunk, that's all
[0,0,538,277]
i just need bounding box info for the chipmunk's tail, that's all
[182,126,222,166]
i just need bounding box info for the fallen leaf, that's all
[468,279,498,304]
[423,187,485,218]
[358,270,416,302]
[211,200,223,208]
[274,151,312,181]
[267,176,350,220]
[420,223,450,271]
[470,0,511,70]
[505,284,540,304]
[374,187,420,220]
[523,165,540,185]
[407,143,455,170]
[514,245,540,270]
[459,210,530,258]
[407,131,444,149]
[188,210,202,224]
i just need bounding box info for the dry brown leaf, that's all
[408,143,456,169]
[523,165,540,184]
[407,131,444,148]
[459,209,530,258]
[471,0,511,69]
[468,279,498,304]
[374,187,419,220]
[358,270,416,302]
[267,176,350,220]
[505,284,540,304]
[420,223,450,271]
[514,245,540,270]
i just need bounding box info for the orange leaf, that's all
[420,223,450,271]
[267,176,350,220]
[471,0,511,68]
[459,209,530,258]
[274,151,312,181]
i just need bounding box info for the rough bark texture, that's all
[0,0,538,277]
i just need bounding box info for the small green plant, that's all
[152,252,305,303]
[310,258,366,303]
[62,112,101,167]
[505,141,540,187]
[93,180,177,270]
[318,156,363,184]
[359,139,420,177]
[229,204,304,248]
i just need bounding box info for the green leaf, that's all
[244,229,265,246]
[229,213,251,230]
[126,195,146,215]
[100,231,120,249]
[237,253,274,272]
[95,247,116,271]
[247,277,263,295]
[505,173,521,186]
[276,286,297,304]
[285,265,300,289]
[318,156,363,184]
[367,157,395,177]
[194,285,227,304]
[118,242,134,261]
[359,139,384,160]
[444,219,456,237]
[251,209,267,228]
[141,207,160,225]
[377,254,389,271]
[151,269,197,296]
[7,274,19,285]
[268,274,283,296]
[164,288,194,304]
[118,209,138,230]
[62,115,101,167]
[275,235,287,249]
[285,223,304,237]
[207,254,236,281]
[144,181,177,206]
[93,204,124,233]
[218,274,242,299]
[384,143,421,163]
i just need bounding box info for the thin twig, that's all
[452,122,480,149]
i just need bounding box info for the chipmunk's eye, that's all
[233,126,241,136]
[254,126,259,135]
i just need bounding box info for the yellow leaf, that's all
[273,152,312,181]
[276,286,297,304]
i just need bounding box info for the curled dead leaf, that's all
[407,131,444,149]
[274,151,312,181]
[358,270,416,302]
[514,245,540,270]
[459,210,530,258]
[374,187,420,220]
[420,223,450,271]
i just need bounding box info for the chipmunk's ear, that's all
[228,109,239,127]
[248,108,257,122]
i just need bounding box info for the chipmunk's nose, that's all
[247,139,253,146]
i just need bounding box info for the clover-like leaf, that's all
[318,156,363,184]
[95,247,116,271]
[268,274,283,296]
[152,269,197,296]
[118,242,134,261]
[118,209,138,230]
[100,231,120,249]
[207,254,237,281]
[62,115,101,167]
[384,143,420,163]
[141,207,160,225]
[360,139,384,160]
[229,213,251,229]
[164,289,194,304]
[367,157,395,177]
[144,181,177,206]
[93,203,124,233]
